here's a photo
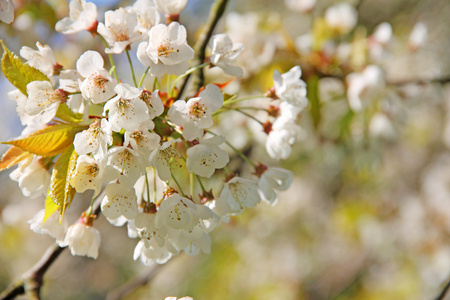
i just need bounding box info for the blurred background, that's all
[1,0,450,299]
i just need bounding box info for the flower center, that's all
[188,101,206,119]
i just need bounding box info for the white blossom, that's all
[0,0,14,24]
[25,81,64,124]
[55,0,97,34]
[325,3,358,35]
[209,34,244,77]
[104,146,145,187]
[149,139,181,181]
[73,118,113,160]
[69,155,104,196]
[61,222,101,259]
[98,8,142,54]
[20,42,59,77]
[77,50,117,104]
[218,177,261,216]
[139,89,164,119]
[28,209,68,244]
[134,238,175,265]
[101,183,138,221]
[154,0,188,16]
[285,0,315,13]
[8,89,33,125]
[132,0,160,34]
[104,83,149,132]
[266,118,301,160]
[409,22,427,51]
[168,84,224,140]
[155,194,198,231]
[59,69,87,114]
[137,22,194,77]
[124,123,161,158]
[186,136,229,178]
[273,66,308,108]
[258,167,293,205]
[346,65,385,112]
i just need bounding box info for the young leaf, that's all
[46,145,77,221]
[0,40,49,96]
[55,103,84,124]
[0,146,32,172]
[62,149,78,217]
[43,193,59,224]
[2,124,86,157]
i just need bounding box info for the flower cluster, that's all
[1,0,305,265]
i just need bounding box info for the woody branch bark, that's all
[177,0,229,98]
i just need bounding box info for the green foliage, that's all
[44,145,78,222]
[55,103,84,124]
[0,40,49,96]
[2,124,86,157]
[0,146,31,172]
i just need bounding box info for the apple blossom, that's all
[154,0,189,16]
[104,83,150,132]
[137,22,194,76]
[25,81,64,124]
[29,209,68,244]
[209,34,244,77]
[168,84,224,140]
[273,66,308,108]
[97,8,142,54]
[101,183,139,221]
[0,0,14,24]
[186,136,229,178]
[132,0,160,34]
[55,0,97,34]
[258,167,294,205]
[73,118,113,160]
[70,155,105,196]
[346,65,385,112]
[149,139,182,181]
[20,42,60,77]
[61,221,101,259]
[77,50,117,104]
[103,146,145,187]
[325,3,358,35]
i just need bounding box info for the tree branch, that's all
[0,243,65,300]
[387,75,450,86]
[434,277,450,300]
[105,260,172,300]
[0,196,103,300]
[177,0,229,99]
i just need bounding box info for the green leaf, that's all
[2,124,86,157]
[45,145,77,222]
[0,146,32,172]
[307,75,321,130]
[55,103,84,124]
[1,40,49,96]
[43,193,59,224]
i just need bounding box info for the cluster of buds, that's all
[0,0,307,265]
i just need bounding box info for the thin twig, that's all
[435,277,450,300]
[0,197,103,300]
[387,75,450,86]
[105,264,165,300]
[177,0,229,99]
[0,244,65,300]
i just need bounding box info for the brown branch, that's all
[387,75,450,86]
[105,262,168,300]
[177,0,229,99]
[0,196,103,300]
[435,277,450,300]
[0,243,65,300]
